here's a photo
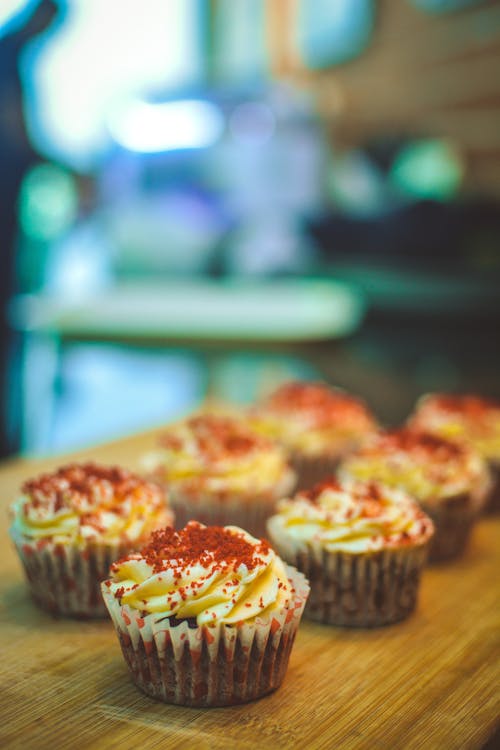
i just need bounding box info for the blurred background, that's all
[1,0,499,459]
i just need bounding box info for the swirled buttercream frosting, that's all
[409,393,500,461]
[105,522,293,626]
[250,381,377,456]
[267,478,434,553]
[340,429,489,504]
[10,463,171,545]
[142,414,292,493]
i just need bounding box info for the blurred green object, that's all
[12,278,365,342]
[390,139,463,200]
[410,0,485,13]
[18,162,78,240]
[296,0,374,69]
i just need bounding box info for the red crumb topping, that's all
[298,478,402,519]
[365,428,466,460]
[114,522,271,576]
[261,381,374,427]
[21,462,163,512]
[299,477,342,502]
[423,394,500,418]
[158,414,269,460]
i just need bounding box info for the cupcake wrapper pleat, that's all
[10,510,174,618]
[485,461,500,514]
[421,498,481,562]
[10,535,129,618]
[168,470,296,540]
[101,565,309,707]
[268,535,429,627]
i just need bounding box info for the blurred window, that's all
[21,0,205,170]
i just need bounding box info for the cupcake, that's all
[101,521,309,706]
[9,463,173,618]
[409,393,500,513]
[339,429,491,562]
[250,381,377,491]
[267,478,434,627]
[142,414,296,538]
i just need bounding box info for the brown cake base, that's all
[117,625,297,707]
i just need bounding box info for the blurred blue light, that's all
[107,98,225,153]
[0,0,32,35]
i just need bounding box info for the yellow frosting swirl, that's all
[10,463,171,546]
[105,523,293,626]
[267,479,433,554]
[142,414,292,494]
[340,430,489,504]
[251,381,377,457]
[410,394,500,461]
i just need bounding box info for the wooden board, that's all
[1,430,499,750]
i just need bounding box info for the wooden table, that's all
[1,431,499,750]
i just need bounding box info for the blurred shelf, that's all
[10,278,365,344]
[327,264,500,315]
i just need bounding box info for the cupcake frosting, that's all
[251,381,377,456]
[267,478,433,553]
[143,414,292,493]
[105,522,293,626]
[409,394,500,461]
[10,463,170,546]
[340,429,489,504]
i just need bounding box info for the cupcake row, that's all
[8,381,499,707]
[142,382,498,560]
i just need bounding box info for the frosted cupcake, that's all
[101,522,309,706]
[142,414,296,538]
[250,381,377,490]
[9,463,173,617]
[339,429,491,562]
[267,478,433,627]
[409,393,500,513]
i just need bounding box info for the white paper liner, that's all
[267,521,430,627]
[10,507,174,618]
[167,468,296,539]
[101,565,309,706]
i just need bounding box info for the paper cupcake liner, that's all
[289,454,342,492]
[168,470,296,540]
[267,530,429,627]
[101,565,309,707]
[485,461,500,514]
[421,495,483,562]
[10,534,129,618]
[10,508,174,618]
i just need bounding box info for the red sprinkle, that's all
[159,414,270,461]
[204,628,215,644]
[360,428,466,460]
[260,381,375,429]
[115,522,270,577]
[270,617,281,635]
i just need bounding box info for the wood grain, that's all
[0,431,499,750]
[265,0,500,195]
